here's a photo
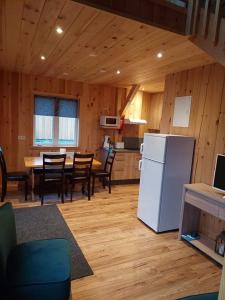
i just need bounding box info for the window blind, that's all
[34,96,78,118]
[34,96,55,116]
[58,99,78,118]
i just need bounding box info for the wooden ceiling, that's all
[0,0,214,92]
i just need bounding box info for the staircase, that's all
[186,0,225,67]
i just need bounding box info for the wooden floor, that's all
[8,184,221,300]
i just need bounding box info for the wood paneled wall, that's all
[160,63,225,185]
[143,92,163,130]
[0,70,125,171]
[122,91,163,138]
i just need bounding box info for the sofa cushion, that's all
[6,239,71,300]
[0,203,17,287]
[178,292,218,300]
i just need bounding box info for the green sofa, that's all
[0,203,71,300]
[177,292,218,299]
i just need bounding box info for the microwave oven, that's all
[100,116,120,127]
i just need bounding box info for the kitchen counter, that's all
[100,148,141,183]
[103,147,140,153]
[113,148,140,153]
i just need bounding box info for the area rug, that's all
[14,205,93,280]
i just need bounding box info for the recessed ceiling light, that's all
[89,53,97,57]
[40,55,46,60]
[100,69,106,73]
[116,70,121,75]
[56,26,63,34]
[157,52,163,58]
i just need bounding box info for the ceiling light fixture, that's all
[40,55,46,60]
[100,69,106,73]
[89,53,97,57]
[116,70,121,75]
[56,26,63,34]
[157,52,163,58]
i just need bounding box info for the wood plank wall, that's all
[122,92,164,138]
[0,70,126,171]
[160,63,225,185]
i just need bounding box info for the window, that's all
[33,96,79,147]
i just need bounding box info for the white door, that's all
[143,135,166,163]
[137,158,164,232]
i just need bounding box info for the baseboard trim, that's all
[111,179,140,185]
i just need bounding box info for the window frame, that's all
[33,94,80,148]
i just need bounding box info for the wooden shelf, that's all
[182,234,224,265]
[179,184,225,265]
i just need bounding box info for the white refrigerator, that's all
[137,134,194,232]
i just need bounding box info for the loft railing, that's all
[186,0,225,66]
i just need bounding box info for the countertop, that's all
[103,147,140,153]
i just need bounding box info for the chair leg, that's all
[70,183,74,202]
[24,178,28,201]
[108,176,111,194]
[81,183,85,195]
[61,182,64,204]
[40,182,44,205]
[88,179,91,200]
[65,179,68,197]
[41,193,44,205]
[102,177,106,188]
[1,179,7,202]
[92,176,95,195]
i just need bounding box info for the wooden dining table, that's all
[24,156,102,200]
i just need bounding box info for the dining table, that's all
[24,156,102,200]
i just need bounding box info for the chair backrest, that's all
[40,151,74,159]
[0,203,17,287]
[104,150,116,174]
[42,154,66,179]
[72,153,94,177]
[0,147,7,178]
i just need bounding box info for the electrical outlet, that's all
[18,135,26,141]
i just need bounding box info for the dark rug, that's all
[14,205,93,280]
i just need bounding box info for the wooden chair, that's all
[92,150,116,195]
[0,147,29,202]
[40,154,66,205]
[66,153,94,201]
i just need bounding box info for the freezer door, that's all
[137,158,164,232]
[143,135,166,162]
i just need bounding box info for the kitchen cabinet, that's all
[100,149,141,183]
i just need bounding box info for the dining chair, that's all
[0,147,29,202]
[40,154,66,205]
[91,150,116,195]
[66,153,94,201]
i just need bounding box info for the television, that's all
[213,154,225,193]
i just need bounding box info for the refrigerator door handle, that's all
[140,143,144,154]
[138,160,142,171]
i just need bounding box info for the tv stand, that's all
[179,183,225,265]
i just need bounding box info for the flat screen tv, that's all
[213,154,225,193]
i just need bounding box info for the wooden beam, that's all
[72,0,187,35]
[121,84,140,117]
